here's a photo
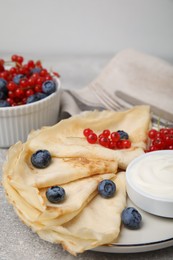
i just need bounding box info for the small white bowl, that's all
[126,150,173,218]
[0,77,61,148]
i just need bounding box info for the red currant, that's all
[27,60,35,69]
[87,133,97,144]
[148,129,157,139]
[7,82,17,91]
[17,56,24,64]
[108,140,117,149]
[111,132,120,142]
[152,138,165,150]
[11,54,18,62]
[15,88,25,98]
[122,140,131,149]
[26,89,34,97]
[102,129,110,137]
[83,128,93,137]
[99,136,110,148]
[116,140,123,149]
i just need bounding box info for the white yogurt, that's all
[129,152,173,200]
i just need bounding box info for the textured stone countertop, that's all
[0,54,173,260]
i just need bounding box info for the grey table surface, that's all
[0,54,173,260]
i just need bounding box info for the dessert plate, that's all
[92,198,173,253]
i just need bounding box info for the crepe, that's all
[37,172,126,255]
[26,105,151,169]
[3,140,117,225]
[2,106,151,255]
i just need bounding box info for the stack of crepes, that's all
[3,105,151,255]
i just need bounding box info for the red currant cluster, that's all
[147,128,173,152]
[83,128,131,149]
[0,54,60,106]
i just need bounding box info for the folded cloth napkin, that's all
[59,49,173,124]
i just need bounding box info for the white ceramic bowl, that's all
[0,77,61,148]
[126,150,173,218]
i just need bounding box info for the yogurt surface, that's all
[129,152,173,200]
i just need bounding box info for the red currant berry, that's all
[8,90,16,99]
[155,131,164,139]
[26,89,34,97]
[168,129,173,135]
[45,75,52,81]
[20,79,28,88]
[160,128,169,135]
[35,60,42,68]
[0,59,4,65]
[28,77,35,86]
[53,71,60,77]
[99,136,110,148]
[32,73,39,80]
[11,54,18,62]
[10,67,18,74]
[83,128,93,137]
[111,132,120,142]
[116,140,123,149]
[6,98,14,106]
[27,60,35,69]
[153,138,165,150]
[15,88,25,98]
[102,129,110,137]
[165,134,173,147]
[34,85,42,93]
[148,129,158,139]
[40,69,48,77]
[168,145,173,150]
[122,140,131,149]
[17,56,24,64]
[87,133,97,144]
[7,82,17,91]
[36,77,44,86]
[109,140,117,149]
[0,71,8,80]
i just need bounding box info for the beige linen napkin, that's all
[59,49,173,123]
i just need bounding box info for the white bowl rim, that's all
[126,150,173,202]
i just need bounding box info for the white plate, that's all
[92,198,173,253]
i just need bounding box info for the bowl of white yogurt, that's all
[126,150,173,218]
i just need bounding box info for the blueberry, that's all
[98,179,116,198]
[30,67,41,74]
[121,207,142,229]
[0,100,10,107]
[42,80,56,95]
[0,78,8,94]
[26,92,47,104]
[35,92,47,100]
[117,130,129,140]
[0,91,7,100]
[31,150,51,168]
[13,74,25,85]
[46,186,65,203]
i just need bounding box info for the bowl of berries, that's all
[0,54,62,147]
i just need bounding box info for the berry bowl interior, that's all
[126,150,173,218]
[0,77,61,148]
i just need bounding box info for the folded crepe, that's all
[37,172,126,255]
[2,106,151,254]
[27,105,151,169]
[3,141,117,225]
